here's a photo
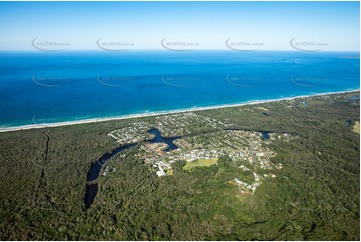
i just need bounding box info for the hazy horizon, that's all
[0,1,359,51]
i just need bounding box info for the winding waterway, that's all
[84,128,271,208]
[84,128,180,209]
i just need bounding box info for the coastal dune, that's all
[0,90,358,133]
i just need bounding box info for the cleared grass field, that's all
[183,158,218,170]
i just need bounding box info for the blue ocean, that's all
[0,51,359,127]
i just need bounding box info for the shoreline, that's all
[0,89,359,133]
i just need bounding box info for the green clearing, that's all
[166,169,174,175]
[183,158,218,171]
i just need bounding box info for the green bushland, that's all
[0,92,359,240]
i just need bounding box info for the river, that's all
[84,128,180,209]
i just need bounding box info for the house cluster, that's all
[108,121,153,145]
[152,161,172,177]
[179,130,278,168]
[177,149,222,162]
[131,127,286,178]
[138,143,168,163]
[233,172,261,194]
[102,166,116,177]
[155,112,225,137]
[105,112,292,188]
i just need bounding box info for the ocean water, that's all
[0,51,359,127]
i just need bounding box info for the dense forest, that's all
[0,92,359,240]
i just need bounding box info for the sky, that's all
[0,1,359,51]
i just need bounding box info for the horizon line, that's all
[0,49,360,52]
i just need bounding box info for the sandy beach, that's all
[0,89,358,133]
